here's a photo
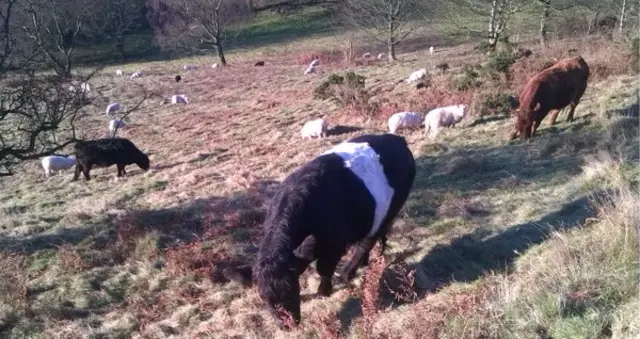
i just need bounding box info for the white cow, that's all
[130,71,143,79]
[301,118,328,139]
[184,65,198,71]
[171,94,188,104]
[115,69,124,76]
[41,155,76,178]
[106,102,121,116]
[109,118,127,135]
[423,104,467,140]
[387,112,423,134]
[406,68,428,84]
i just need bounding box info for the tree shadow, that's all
[327,125,364,137]
[0,179,281,257]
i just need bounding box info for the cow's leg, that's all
[82,164,92,181]
[532,118,543,137]
[566,102,579,123]
[547,109,561,127]
[73,164,81,181]
[117,164,125,177]
[316,253,342,297]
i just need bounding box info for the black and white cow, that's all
[252,133,416,328]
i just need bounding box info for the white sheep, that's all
[301,118,328,139]
[109,118,127,135]
[362,52,371,58]
[41,155,76,178]
[80,82,91,93]
[130,71,143,79]
[304,65,315,75]
[406,68,427,84]
[184,64,198,71]
[387,112,423,134]
[423,104,467,140]
[116,69,124,76]
[377,53,385,60]
[429,46,435,55]
[309,59,319,67]
[171,94,188,104]
[106,102,121,116]
[211,63,219,68]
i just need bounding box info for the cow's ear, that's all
[292,235,317,261]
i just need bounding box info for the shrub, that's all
[315,72,372,116]
[436,62,450,74]
[484,51,517,83]
[474,41,494,54]
[476,92,519,117]
[452,64,482,91]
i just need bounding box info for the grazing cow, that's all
[510,56,590,140]
[73,138,150,181]
[255,61,265,66]
[252,133,416,328]
[175,75,182,83]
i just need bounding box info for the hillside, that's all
[0,10,639,339]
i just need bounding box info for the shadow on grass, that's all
[336,192,602,331]
[327,125,363,136]
[335,118,639,330]
[0,180,281,258]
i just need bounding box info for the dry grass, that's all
[0,29,638,339]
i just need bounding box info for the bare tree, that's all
[20,0,87,78]
[447,0,527,51]
[84,0,146,60]
[338,0,422,62]
[149,0,250,65]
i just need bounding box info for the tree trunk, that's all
[388,41,396,61]
[387,7,396,61]
[488,0,499,49]
[115,37,126,61]
[619,0,627,31]
[539,0,551,47]
[215,43,227,65]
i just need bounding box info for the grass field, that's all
[0,11,639,339]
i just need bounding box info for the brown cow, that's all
[510,56,590,140]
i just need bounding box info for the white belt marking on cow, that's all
[324,142,395,236]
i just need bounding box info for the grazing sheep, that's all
[80,82,90,93]
[304,65,315,75]
[130,71,143,79]
[388,112,423,134]
[423,104,467,139]
[211,63,219,68]
[183,64,198,71]
[175,75,182,83]
[252,133,416,328]
[105,102,121,116]
[300,118,328,139]
[309,59,319,67]
[406,68,427,84]
[377,53,385,60]
[429,46,434,55]
[41,155,77,178]
[255,61,265,66]
[73,138,150,181]
[115,69,124,76]
[109,119,127,135]
[171,94,188,104]
[510,56,590,140]
[362,52,371,58]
